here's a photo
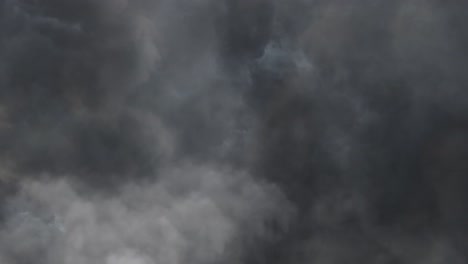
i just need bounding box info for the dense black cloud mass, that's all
[0,0,468,263]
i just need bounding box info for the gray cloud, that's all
[1,165,289,264]
[1,0,468,263]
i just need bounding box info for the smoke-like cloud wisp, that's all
[1,0,468,263]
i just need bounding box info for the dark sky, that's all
[0,1,467,263]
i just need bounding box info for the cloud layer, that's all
[0,0,468,263]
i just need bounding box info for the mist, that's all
[0,0,467,263]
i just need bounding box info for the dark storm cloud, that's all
[0,1,291,263]
[248,0,468,263]
[0,0,467,263]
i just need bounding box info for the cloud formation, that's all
[0,0,468,263]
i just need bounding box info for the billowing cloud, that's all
[0,0,468,263]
